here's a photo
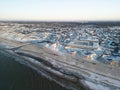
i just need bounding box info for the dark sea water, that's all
[0,51,67,90]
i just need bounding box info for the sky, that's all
[0,0,120,21]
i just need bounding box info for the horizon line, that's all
[1,20,120,23]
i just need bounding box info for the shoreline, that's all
[0,37,120,90]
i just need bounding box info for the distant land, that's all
[1,20,120,26]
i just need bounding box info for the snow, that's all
[0,22,120,64]
[0,22,120,90]
[84,81,110,90]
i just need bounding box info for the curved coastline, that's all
[0,37,120,90]
[0,38,88,90]
[0,50,68,90]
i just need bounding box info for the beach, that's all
[0,50,67,90]
[0,36,120,90]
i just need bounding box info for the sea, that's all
[0,51,67,90]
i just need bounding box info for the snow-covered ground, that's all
[0,22,120,66]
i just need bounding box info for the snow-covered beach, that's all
[0,21,120,90]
